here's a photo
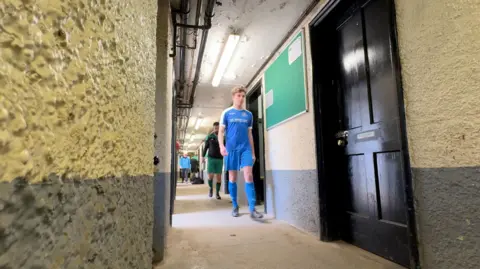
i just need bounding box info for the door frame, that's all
[309,0,420,268]
[247,82,268,214]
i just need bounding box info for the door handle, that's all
[335,131,349,147]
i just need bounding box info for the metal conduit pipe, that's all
[177,0,189,100]
[188,0,216,105]
[175,0,217,153]
[176,0,216,147]
[191,0,203,49]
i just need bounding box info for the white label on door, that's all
[288,37,302,65]
[266,90,274,108]
[357,131,375,140]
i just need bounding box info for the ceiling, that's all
[176,0,315,153]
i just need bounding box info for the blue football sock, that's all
[245,182,256,212]
[228,181,238,208]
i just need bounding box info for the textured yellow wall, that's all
[0,0,157,182]
[395,0,480,168]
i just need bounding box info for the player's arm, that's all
[202,136,209,163]
[248,129,255,160]
[218,126,226,150]
[247,113,255,160]
[202,136,209,157]
[218,109,228,155]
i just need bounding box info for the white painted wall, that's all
[247,1,330,172]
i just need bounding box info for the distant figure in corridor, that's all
[218,86,263,219]
[202,122,223,200]
[179,152,191,183]
[190,155,199,180]
[190,155,204,185]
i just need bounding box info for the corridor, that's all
[1,0,478,268]
[155,184,403,269]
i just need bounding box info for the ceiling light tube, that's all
[194,117,203,130]
[212,34,240,87]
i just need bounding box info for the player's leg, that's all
[207,173,214,197]
[180,169,186,183]
[241,150,263,219]
[225,151,241,217]
[214,172,222,199]
[228,170,239,217]
[212,158,223,199]
[207,159,215,197]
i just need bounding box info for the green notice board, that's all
[264,30,308,130]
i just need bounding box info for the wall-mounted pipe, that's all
[188,0,216,105]
[176,0,216,108]
[175,0,217,149]
[176,0,202,50]
[177,0,190,100]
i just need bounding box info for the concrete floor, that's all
[155,183,404,269]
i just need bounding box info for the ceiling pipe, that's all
[176,0,217,148]
[177,0,190,101]
[176,0,203,50]
[176,0,216,108]
[188,0,216,106]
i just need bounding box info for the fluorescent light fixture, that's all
[212,34,240,87]
[194,117,203,130]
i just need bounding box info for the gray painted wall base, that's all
[232,169,320,235]
[266,170,320,236]
[0,175,154,269]
[153,172,171,263]
[235,172,248,207]
[412,166,479,269]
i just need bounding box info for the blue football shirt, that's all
[220,107,253,152]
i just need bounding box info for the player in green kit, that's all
[202,122,223,199]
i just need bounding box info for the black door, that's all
[247,87,266,209]
[312,0,411,267]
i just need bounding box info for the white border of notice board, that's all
[262,27,309,131]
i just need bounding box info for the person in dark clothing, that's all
[190,157,199,178]
[202,122,223,199]
[190,156,204,184]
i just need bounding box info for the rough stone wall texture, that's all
[0,176,153,269]
[0,0,157,183]
[396,0,480,268]
[0,0,159,268]
[395,0,480,168]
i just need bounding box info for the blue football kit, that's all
[220,107,258,214]
[220,107,254,171]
